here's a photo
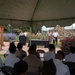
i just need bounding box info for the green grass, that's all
[16,35,19,41]
[0,54,4,62]
[55,45,60,48]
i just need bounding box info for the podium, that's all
[19,35,26,45]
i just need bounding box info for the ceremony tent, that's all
[0,0,75,27]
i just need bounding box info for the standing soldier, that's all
[36,31,41,39]
[47,30,52,43]
[52,30,59,45]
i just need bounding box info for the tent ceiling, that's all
[0,0,37,20]
[33,0,75,21]
[0,0,75,25]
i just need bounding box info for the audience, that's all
[15,42,27,60]
[12,60,28,75]
[44,44,55,61]
[56,51,65,61]
[4,44,20,67]
[23,44,42,75]
[65,46,75,62]
[53,51,70,75]
[4,42,15,57]
[42,59,56,75]
[2,42,74,75]
[28,43,40,59]
[31,43,40,59]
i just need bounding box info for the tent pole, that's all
[72,24,73,36]
[31,0,40,21]
[30,21,33,46]
[30,27,32,46]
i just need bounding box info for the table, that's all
[28,39,49,48]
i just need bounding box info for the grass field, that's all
[0,54,4,62]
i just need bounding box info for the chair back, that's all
[25,72,37,75]
[64,62,75,75]
[1,66,14,75]
[37,49,45,61]
[42,59,56,75]
[37,50,45,53]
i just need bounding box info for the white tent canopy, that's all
[41,26,54,31]
[64,23,75,30]
[0,0,75,26]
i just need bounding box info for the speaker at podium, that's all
[19,35,26,45]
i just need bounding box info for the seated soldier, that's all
[4,45,20,67]
[23,44,42,75]
[12,60,28,75]
[4,42,15,57]
[65,46,75,62]
[44,44,55,61]
[15,42,27,60]
[53,51,70,75]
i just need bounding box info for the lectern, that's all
[19,35,26,45]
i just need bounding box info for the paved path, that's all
[0,42,60,54]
